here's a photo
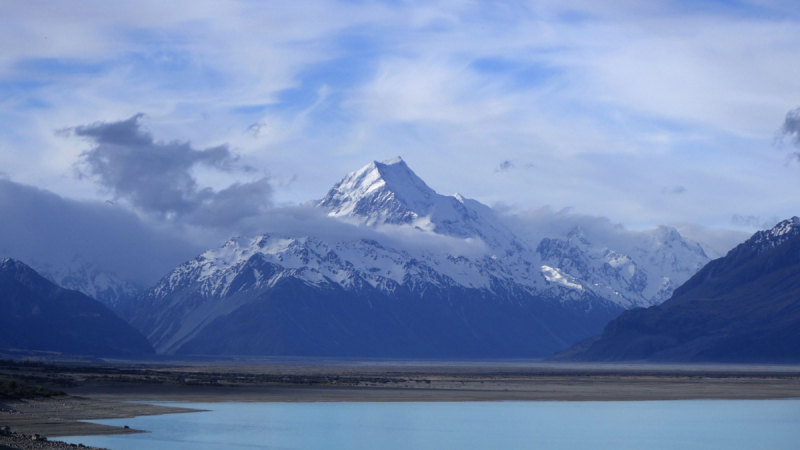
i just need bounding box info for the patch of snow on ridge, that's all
[749,216,800,252]
[541,265,583,291]
[773,216,800,236]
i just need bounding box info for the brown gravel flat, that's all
[66,373,800,403]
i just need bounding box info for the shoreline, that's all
[0,397,202,437]
[2,360,800,447]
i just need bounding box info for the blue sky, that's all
[1,0,799,235]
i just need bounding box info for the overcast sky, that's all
[1,0,799,277]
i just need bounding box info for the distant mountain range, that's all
[29,258,141,310]
[0,258,153,357]
[121,158,711,357]
[554,217,800,363]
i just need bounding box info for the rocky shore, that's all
[1,425,106,450]
[0,394,201,450]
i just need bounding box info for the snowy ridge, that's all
[148,232,594,307]
[747,216,800,254]
[145,158,710,312]
[22,258,140,310]
[536,225,708,307]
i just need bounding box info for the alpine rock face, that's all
[128,158,711,357]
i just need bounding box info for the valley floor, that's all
[2,359,800,446]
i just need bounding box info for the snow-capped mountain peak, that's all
[319,157,435,226]
[319,158,524,251]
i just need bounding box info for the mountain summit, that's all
[320,157,436,226]
[319,157,519,249]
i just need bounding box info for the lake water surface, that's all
[62,400,800,450]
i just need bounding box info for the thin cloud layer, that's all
[0,175,488,286]
[0,178,201,284]
[730,214,781,230]
[498,204,747,260]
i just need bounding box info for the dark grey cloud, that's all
[662,186,686,195]
[778,107,800,160]
[495,160,515,172]
[185,178,274,228]
[73,114,272,227]
[494,160,536,172]
[246,121,268,138]
[0,178,201,284]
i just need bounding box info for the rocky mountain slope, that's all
[0,258,154,357]
[126,158,710,357]
[554,217,800,362]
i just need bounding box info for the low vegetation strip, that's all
[0,377,64,400]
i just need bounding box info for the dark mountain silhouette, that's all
[0,258,154,357]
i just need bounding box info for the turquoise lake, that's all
[62,400,800,450]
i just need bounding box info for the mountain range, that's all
[30,258,140,310]
[120,158,710,357]
[554,217,800,362]
[5,157,797,362]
